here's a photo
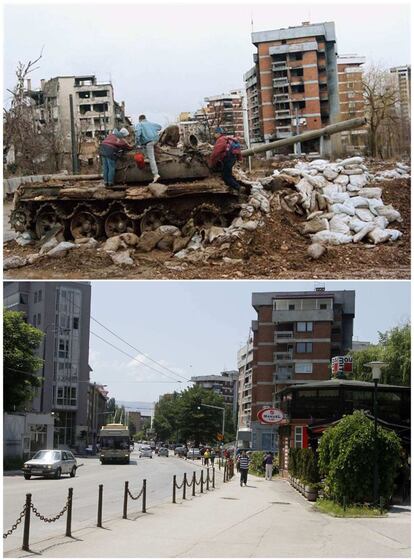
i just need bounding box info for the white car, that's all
[22,449,77,479]
[139,445,153,458]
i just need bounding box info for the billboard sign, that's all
[257,407,285,424]
[332,356,353,378]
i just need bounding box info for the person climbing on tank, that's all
[99,128,134,187]
[134,115,162,183]
[208,127,242,192]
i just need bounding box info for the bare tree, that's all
[363,64,403,158]
[198,104,224,143]
[3,49,64,175]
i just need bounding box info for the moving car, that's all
[158,447,169,457]
[22,449,77,480]
[187,448,201,460]
[139,445,153,458]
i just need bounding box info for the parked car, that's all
[139,445,153,458]
[174,446,187,456]
[22,449,77,480]
[187,448,201,460]
[158,447,169,457]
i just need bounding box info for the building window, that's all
[34,292,38,304]
[289,304,295,310]
[295,362,313,374]
[296,342,313,353]
[38,290,42,302]
[319,303,328,310]
[294,426,303,448]
[73,317,79,330]
[37,313,41,326]
[33,315,37,327]
[297,322,313,332]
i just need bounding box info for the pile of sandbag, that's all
[273,156,403,245]
[374,162,410,181]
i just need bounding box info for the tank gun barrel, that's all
[241,117,366,157]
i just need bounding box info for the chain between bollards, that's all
[97,484,103,527]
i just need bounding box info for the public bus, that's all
[98,423,131,464]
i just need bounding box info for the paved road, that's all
[3,450,205,553]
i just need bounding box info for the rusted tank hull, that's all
[11,178,239,240]
[115,148,212,184]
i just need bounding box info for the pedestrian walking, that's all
[134,115,162,183]
[239,450,250,487]
[263,451,273,481]
[208,127,242,191]
[210,449,216,466]
[204,449,210,467]
[99,128,134,187]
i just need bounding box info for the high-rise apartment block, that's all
[238,288,355,450]
[201,90,245,140]
[191,370,239,418]
[236,337,254,445]
[4,281,92,449]
[337,54,367,151]
[245,22,340,152]
[390,65,411,121]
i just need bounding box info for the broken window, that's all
[291,84,305,93]
[93,90,108,98]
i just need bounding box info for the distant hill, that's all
[118,401,154,416]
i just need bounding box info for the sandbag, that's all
[329,214,351,235]
[310,230,353,245]
[358,187,382,199]
[376,205,402,223]
[368,228,392,244]
[301,217,329,235]
[352,223,375,243]
[355,208,374,222]
[331,202,355,216]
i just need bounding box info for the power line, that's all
[61,290,190,383]
[89,315,190,382]
[90,330,183,384]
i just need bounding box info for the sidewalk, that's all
[5,475,410,558]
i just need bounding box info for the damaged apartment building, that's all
[244,21,367,155]
[25,75,131,170]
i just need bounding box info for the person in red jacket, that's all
[209,127,241,191]
[99,128,134,187]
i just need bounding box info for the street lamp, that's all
[365,361,387,505]
[198,403,226,442]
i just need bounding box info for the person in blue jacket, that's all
[134,115,162,183]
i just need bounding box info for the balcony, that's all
[275,352,293,361]
[272,63,288,72]
[273,78,289,87]
[275,331,294,341]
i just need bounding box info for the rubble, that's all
[4,255,28,270]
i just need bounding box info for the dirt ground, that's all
[3,172,410,280]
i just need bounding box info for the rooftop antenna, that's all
[314,282,326,292]
[250,12,254,33]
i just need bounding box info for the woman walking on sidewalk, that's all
[239,450,250,486]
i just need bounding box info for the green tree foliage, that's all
[3,310,44,412]
[349,323,410,386]
[318,410,402,503]
[152,386,235,445]
[288,448,319,483]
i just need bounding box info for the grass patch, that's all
[314,498,386,517]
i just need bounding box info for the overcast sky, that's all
[88,281,410,407]
[4,2,411,125]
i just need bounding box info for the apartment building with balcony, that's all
[390,64,411,150]
[244,21,341,152]
[201,90,246,141]
[4,282,92,450]
[191,370,239,418]
[236,337,254,447]
[243,288,355,451]
[337,54,367,152]
[25,74,130,168]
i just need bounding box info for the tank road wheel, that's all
[192,206,228,229]
[70,210,103,240]
[104,211,135,238]
[10,207,31,233]
[35,206,62,239]
[140,208,168,232]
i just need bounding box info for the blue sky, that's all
[89,281,411,405]
[4,2,411,125]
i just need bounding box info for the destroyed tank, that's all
[10,126,241,240]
